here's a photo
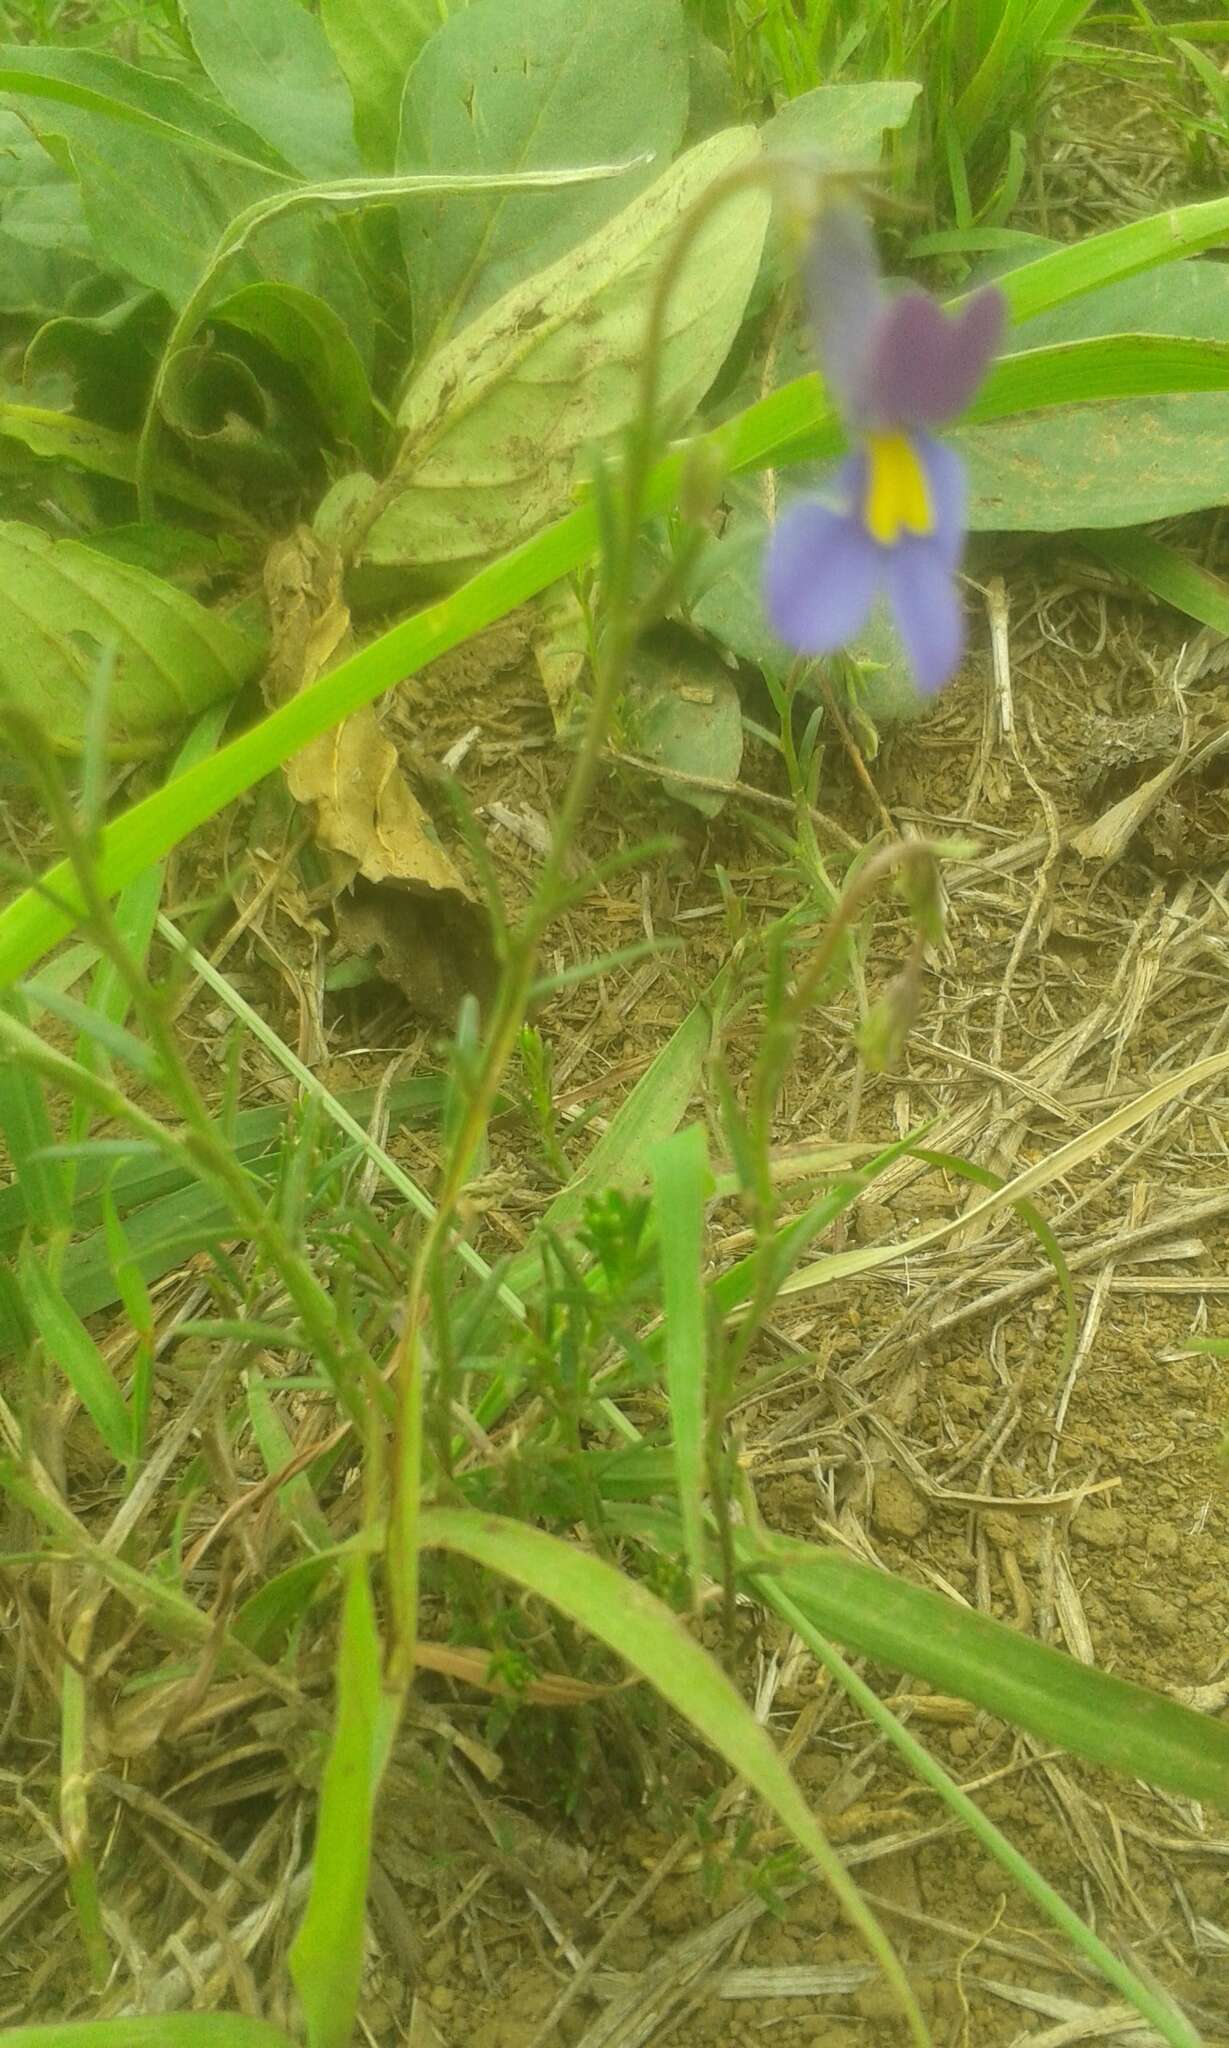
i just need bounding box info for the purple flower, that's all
[763,199,1004,695]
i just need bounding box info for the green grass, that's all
[2,0,1227,2042]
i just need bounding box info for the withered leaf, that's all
[262,527,495,1020]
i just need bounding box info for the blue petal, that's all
[915,433,967,568]
[763,497,880,655]
[882,541,965,695]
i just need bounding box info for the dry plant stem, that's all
[817,671,896,837]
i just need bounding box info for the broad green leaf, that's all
[955,392,1229,529]
[213,280,374,455]
[0,46,291,177]
[630,641,744,815]
[954,258,1229,529]
[0,403,253,524]
[0,108,92,314]
[289,1556,398,2048]
[183,0,363,181]
[397,0,689,353]
[0,47,369,334]
[419,1507,927,2040]
[0,521,262,753]
[321,0,456,168]
[760,79,920,166]
[364,126,771,578]
[67,133,372,338]
[26,291,167,428]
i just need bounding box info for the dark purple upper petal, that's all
[866,285,1005,428]
[805,196,885,420]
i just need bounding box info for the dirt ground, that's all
[4,541,1228,2047]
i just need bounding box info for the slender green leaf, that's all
[765,1581,1199,2048]
[0,2018,297,2047]
[397,0,688,352]
[183,0,362,180]
[514,976,718,1271]
[19,1238,131,1463]
[0,990,70,1233]
[1083,529,1229,633]
[990,191,1229,327]
[649,1124,711,1606]
[419,1507,929,2043]
[289,1556,398,2048]
[746,1530,1229,1810]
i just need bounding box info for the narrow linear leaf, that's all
[778,1048,1229,1305]
[289,1555,398,2048]
[752,1533,1229,1810]
[649,1123,711,1606]
[1082,529,1229,635]
[0,991,70,1233]
[19,1238,131,1463]
[419,1507,928,2043]
[0,2018,299,2047]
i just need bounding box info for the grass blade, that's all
[619,1506,1229,1808]
[19,1239,131,1465]
[0,2022,299,2046]
[420,1506,933,2045]
[1083,528,1229,633]
[289,1554,398,2048]
[764,1581,1200,2048]
[649,1123,711,1608]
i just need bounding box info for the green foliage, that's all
[2,4,1228,2042]
[397,0,690,353]
[0,522,261,753]
[181,0,363,181]
[362,126,771,578]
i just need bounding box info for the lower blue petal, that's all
[883,540,965,695]
[763,497,879,655]
[914,434,967,568]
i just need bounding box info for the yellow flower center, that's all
[864,431,933,545]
